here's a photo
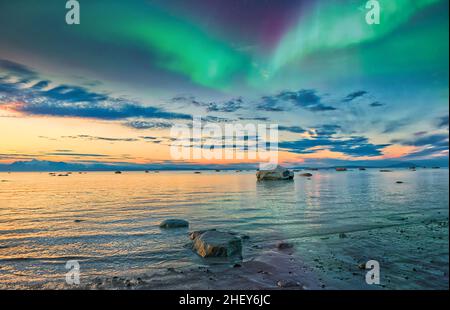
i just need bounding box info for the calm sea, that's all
[0,169,448,289]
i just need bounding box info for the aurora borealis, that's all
[0,0,448,169]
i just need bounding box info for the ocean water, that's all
[0,169,448,289]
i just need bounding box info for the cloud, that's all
[10,100,191,120]
[139,136,158,140]
[391,133,449,159]
[31,80,50,90]
[238,116,269,121]
[207,98,242,112]
[62,135,139,142]
[278,125,306,133]
[382,120,409,133]
[310,124,341,137]
[369,101,385,107]
[414,131,428,136]
[40,85,109,103]
[172,95,242,113]
[125,120,173,129]
[342,91,367,102]
[258,89,336,112]
[256,96,286,111]
[0,59,37,78]
[0,59,191,121]
[45,152,109,157]
[392,133,449,147]
[201,116,231,123]
[279,136,389,157]
[437,115,449,128]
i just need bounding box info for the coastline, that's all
[37,241,323,290]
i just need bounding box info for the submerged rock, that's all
[159,219,189,229]
[335,168,347,171]
[277,280,300,288]
[299,173,313,177]
[190,230,242,258]
[256,165,294,181]
[276,241,294,250]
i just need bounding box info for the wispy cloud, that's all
[0,59,191,121]
[62,135,139,142]
[45,152,109,157]
[171,95,242,113]
[369,101,385,107]
[280,136,389,157]
[391,133,449,159]
[342,90,367,103]
[124,120,174,130]
[258,89,336,112]
[278,125,306,134]
[437,115,449,128]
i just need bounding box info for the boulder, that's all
[159,219,189,229]
[256,165,294,181]
[190,230,242,258]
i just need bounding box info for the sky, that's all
[0,0,448,169]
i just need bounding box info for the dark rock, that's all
[159,219,189,229]
[256,165,294,181]
[299,173,313,177]
[190,230,242,258]
[339,233,348,239]
[276,280,300,288]
[276,241,294,250]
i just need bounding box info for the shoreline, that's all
[37,241,324,290]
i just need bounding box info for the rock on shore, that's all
[190,230,242,258]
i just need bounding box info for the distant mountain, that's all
[290,158,448,169]
[0,158,447,172]
[0,159,258,172]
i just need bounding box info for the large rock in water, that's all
[256,165,294,181]
[159,219,189,229]
[190,230,242,258]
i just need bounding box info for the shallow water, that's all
[0,169,448,289]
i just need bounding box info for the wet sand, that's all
[40,242,323,290]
